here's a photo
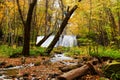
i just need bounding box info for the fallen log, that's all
[59,63,83,72]
[59,58,99,72]
[57,63,97,80]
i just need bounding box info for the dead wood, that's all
[57,63,97,80]
[59,63,83,72]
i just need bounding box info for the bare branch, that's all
[16,0,25,26]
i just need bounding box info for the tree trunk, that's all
[45,5,78,55]
[59,63,83,72]
[17,0,37,56]
[36,32,53,46]
[45,0,48,35]
[105,8,117,40]
[117,11,120,36]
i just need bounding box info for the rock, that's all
[0,61,6,67]
[23,72,29,77]
[34,61,41,66]
[0,71,7,74]
[5,64,14,68]
[104,61,120,79]
[21,56,26,64]
[3,76,13,80]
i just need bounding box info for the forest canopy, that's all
[0,0,120,55]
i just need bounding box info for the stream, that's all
[0,63,34,79]
[0,54,77,79]
[50,54,78,65]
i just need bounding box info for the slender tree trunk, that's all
[105,8,117,40]
[45,5,78,55]
[118,12,120,35]
[59,0,64,19]
[45,0,48,35]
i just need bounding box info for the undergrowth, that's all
[0,45,46,57]
[0,45,120,60]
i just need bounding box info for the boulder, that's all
[104,61,120,79]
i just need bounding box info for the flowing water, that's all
[50,53,78,65]
[36,35,77,47]
[0,35,77,79]
[0,63,34,79]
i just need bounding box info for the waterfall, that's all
[36,35,77,47]
[60,35,77,47]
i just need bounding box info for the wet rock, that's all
[0,62,6,67]
[5,64,14,68]
[34,61,41,66]
[47,73,59,80]
[0,71,7,74]
[23,72,29,77]
[23,77,29,80]
[31,74,39,80]
[4,76,13,80]
[32,77,39,80]
[21,56,26,64]
[82,57,88,61]
[9,53,22,58]
[43,60,51,65]
[21,72,30,80]
[41,57,46,60]
[19,77,24,80]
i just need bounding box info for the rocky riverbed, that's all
[0,54,115,80]
[0,54,79,80]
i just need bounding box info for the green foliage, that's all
[0,45,18,57]
[86,31,97,41]
[99,77,109,80]
[30,47,46,56]
[111,72,120,80]
[89,46,120,59]
[64,47,81,57]
[52,47,69,53]
[0,45,47,57]
[78,37,91,44]
[104,62,120,80]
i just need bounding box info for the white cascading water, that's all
[36,35,77,47]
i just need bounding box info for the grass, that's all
[30,47,46,56]
[0,45,46,57]
[0,45,19,57]
[64,47,82,57]
[0,45,120,59]
[89,46,120,59]
[54,46,120,59]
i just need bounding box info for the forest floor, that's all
[0,56,109,80]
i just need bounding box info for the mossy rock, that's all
[104,61,120,79]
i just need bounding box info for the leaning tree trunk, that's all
[36,32,53,46]
[45,5,78,55]
[17,0,37,56]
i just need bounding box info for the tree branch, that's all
[16,0,25,26]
